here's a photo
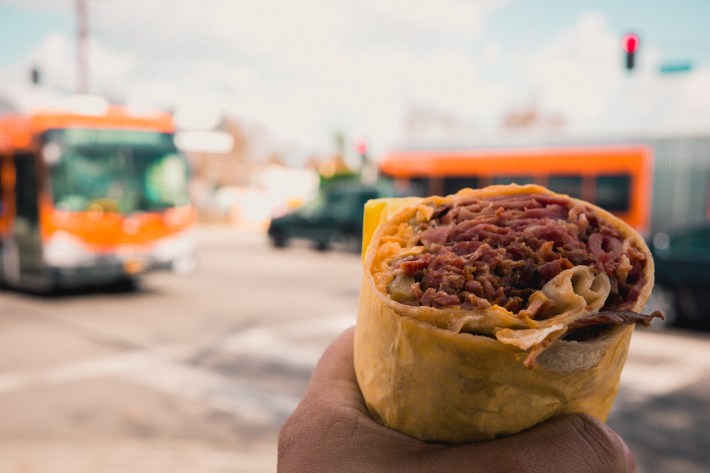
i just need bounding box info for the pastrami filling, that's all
[386,192,647,315]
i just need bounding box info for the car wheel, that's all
[343,232,362,254]
[676,286,706,329]
[688,289,710,330]
[314,240,329,251]
[270,231,287,248]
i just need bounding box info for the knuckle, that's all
[575,415,617,454]
[569,414,626,470]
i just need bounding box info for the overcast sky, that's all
[2,0,710,160]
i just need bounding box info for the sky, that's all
[1,0,710,162]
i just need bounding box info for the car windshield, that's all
[297,194,326,218]
[44,128,190,213]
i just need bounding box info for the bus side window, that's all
[595,174,631,212]
[443,176,480,195]
[409,177,430,196]
[14,153,39,226]
[548,175,583,198]
[492,175,534,186]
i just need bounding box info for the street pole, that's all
[77,0,88,94]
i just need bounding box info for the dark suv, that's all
[647,223,710,328]
[267,183,395,252]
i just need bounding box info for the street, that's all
[0,226,709,473]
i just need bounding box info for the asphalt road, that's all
[0,226,708,473]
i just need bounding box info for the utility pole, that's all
[76,0,88,94]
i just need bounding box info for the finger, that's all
[427,414,633,473]
[280,326,424,468]
[309,326,357,385]
[279,328,361,469]
[301,327,369,414]
[293,327,431,444]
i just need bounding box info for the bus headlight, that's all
[153,230,197,274]
[44,231,96,267]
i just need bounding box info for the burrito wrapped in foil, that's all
[354,184,661,443]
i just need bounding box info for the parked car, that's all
[267,182,398,252]
[647,223,710,328]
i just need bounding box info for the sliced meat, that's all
[564,310,664,342]
[386,192,648,314]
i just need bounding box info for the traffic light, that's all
[355,140,368,158]
[621,33,639,71]
[355,139,369,167]
[31,65,41,85]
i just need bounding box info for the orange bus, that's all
[0,101,196,291]
[379,146,653,234]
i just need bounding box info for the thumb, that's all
[428,414,634,473]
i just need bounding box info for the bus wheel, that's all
[113,277,139,292]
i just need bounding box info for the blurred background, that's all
[1,1,709,472]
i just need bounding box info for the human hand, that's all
[278,327,636,473]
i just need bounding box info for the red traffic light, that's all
[621,33,639,54]
[355,140,368,156]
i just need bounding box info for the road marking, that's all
[0,351,162,394]
[0,313,707,419]
[621,329,710,398]
[0,309,354,397]
[282,312,356,338]
[620,363,704,398]
[218,327,324,369]
[0,313,357,424]
[0,345,299,425]
[124,357,299,424]
[217,312,356,368]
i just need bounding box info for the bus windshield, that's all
[43,128,190,214]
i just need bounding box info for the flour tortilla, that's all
[354,184,654,443]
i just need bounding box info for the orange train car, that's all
[0,99,196,291]
[379,146,653,234]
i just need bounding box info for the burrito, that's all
[354,184,662,443]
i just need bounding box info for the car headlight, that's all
[44,231,96,267]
